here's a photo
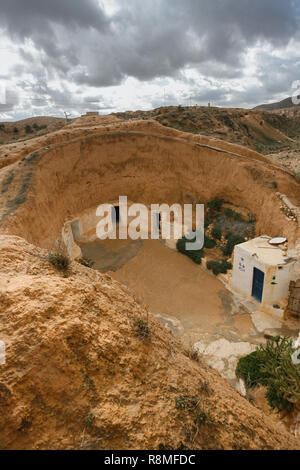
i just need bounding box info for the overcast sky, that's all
[0,0,300,121]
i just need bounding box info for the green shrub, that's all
[177,236,204,265]
[193,408,215,427]
[266,384,293,413]
[224,208,244,221]
[48,252,71,273]
[135,319,150,340]
[206,259,232,276]
[294,171,300,184]
[236,336,300,412]
[204,237,217,249]
[175,395,199,411]
[25,124,33,134]
[85,413,94,428]
[221,234,245,256]
[211,226,222,240]
[25,151,39,163]
[207,198,223,213]
[236,350,267,389]
[204,215,214,229]
[247,213,256,224]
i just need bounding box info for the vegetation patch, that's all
[6,170,33,211]
[135,319,150,341]
[206,259,232,276]
[1,171,14,194]
[294,171,300,184]
[204,236,217,249]
[77,257,95,268]
[236,336,300,412]
[221,233,246,256]
[48,252,71,274]
[175,395,199,411]
[211,226,222,240]
[184,347,199,362]
[177,235,204,265]
[25,151,39,164]
[85,412,95,428]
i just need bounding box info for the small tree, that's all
[211,226,222,240]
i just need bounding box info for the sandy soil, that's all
[80,240,262,384]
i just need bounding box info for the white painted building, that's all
[231,236,296,306]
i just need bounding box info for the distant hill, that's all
[254,96,300,111]
[0,116,67,145]
[115,105,300,154]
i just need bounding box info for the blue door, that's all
[252,267,264,303]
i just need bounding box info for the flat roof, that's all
[237,236,294,266]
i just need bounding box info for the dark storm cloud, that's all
[0,0,108,37]
[0,0,299,86]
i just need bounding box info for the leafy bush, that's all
[25,124,33,134]
[211,226,222,240]
[236,336,300,412]
[177,236,204,265]
[204,215,214,229]
[247,213,256,224]
[224,208,244,221]
[175,395,199,411]
[193,408,215,427]
[25,151,39,163]
[48,252,71,273]
[207,198,223,213]
[294,171,300,184]
[135,319,150,340]
[236,350,267,389]
[204,237,217,249]
[206,259,232,276]
[221,234,245,256]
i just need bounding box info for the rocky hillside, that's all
[0,235,298,450]
[115,106,300,156]
[0,117,67,145]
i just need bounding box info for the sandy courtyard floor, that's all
[80,238,299,387]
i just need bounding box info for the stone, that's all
[251,311,282,333]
